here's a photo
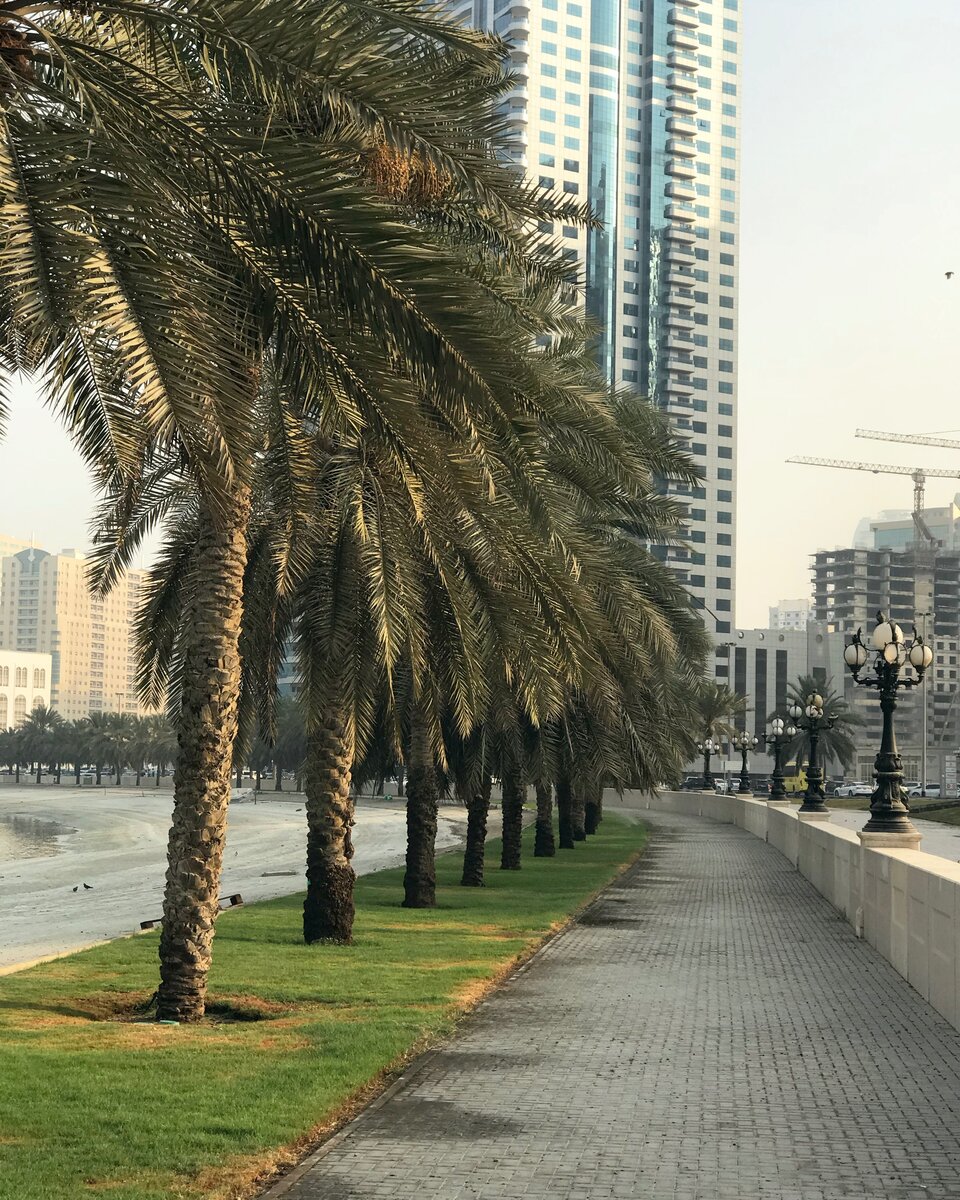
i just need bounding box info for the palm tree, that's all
[18,704,62,784]
[6,0,597,1019]
[84,713,115,787]
[142,715,176,787]
[0,729,21,783]
[61,719,92,785]
[785,674,862,773]
[698,681,749,745]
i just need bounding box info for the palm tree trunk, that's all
[557,773,574,849]
[396,765,405,797]
[35,763,41,784]
[403,703,438,908]
[303,709,356,944]
[534,779,555,857]
[95,763,102,786]
[156,765,162,788]
[136,761,143,787]
[584,777,600,835]
[460,770,491,887]
[572,777,587,841]
[235,764,242,788]
[157,485,250,1024]
[274,764,283,791]
[255,767,261,790]
[500,756,524,871]
[75,762,81,784]
[116,760,123,785]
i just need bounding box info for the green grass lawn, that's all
[0,816,646,1200]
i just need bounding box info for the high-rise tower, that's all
[448,0,742,637]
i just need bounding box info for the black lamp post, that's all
[789,694,835,816]
[765,716,797,800]
[732,731,759,794]
[696,737,717,790]
[844,612,933,841]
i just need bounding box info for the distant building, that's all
[868,495,960,553]
[443,0,743,638]
[0,548,147,720]
[0,649,52,727]
[812,545,960,786]
[768,598,811,631]
[711,623,847,777]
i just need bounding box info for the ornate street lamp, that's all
[732,731,759,794]
[696,737,717,790]
[788,693,835,817]
[765,716,797,801]
[844,612,933,845]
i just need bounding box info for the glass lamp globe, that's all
[882,642,901,665]
[873,620,904,650]
[788,703,803,721]
[786,725,797,737]
[751,737,759,748]
[844,642,868,669]
[909,642,934,670]
[808,693,823,709]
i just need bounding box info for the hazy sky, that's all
[2,1,958,623]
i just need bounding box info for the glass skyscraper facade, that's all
[447,0,742,639]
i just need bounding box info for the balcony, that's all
[668,71,698,94]
[669,5,699,28]
[666,91,698,116]
[664,354,694,374]
[665,180,697,201]
[509,41,528,62]
[666,241,696,263]
[665,203,696,223]
[666,222,697,242]
[665,335,694,353]
[664,375,695,394]
[674,0,700,7]
[667,115,698,138]
[667,137,697,158]
[668,50,699,72]
[666,157,696,180]
[664,266,695,284]
[665,310,695,330]
[666,288,695,308]
[667,28,698,52]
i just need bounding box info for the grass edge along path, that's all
[0,815,647,1200]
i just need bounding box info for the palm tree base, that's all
[403,761,438,909]
[461,794,489,886]
[303,865,355,944]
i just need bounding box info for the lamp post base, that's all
[798,810,832,822]
[858,829,922,851]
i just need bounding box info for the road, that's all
[0,788,469,973]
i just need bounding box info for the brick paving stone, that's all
[266,813,960,1200]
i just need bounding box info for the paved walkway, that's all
[268,813,960,1200]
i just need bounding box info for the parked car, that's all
[834,782,873,799]
[679,776,704,791]
[907,784,957,799]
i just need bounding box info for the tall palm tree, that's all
[5,0,596,1020]
[785,674,862,773]
[62,719,92,785]
[142,714,176,787]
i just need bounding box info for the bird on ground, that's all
[82,883,93,890]
[947,271,954,280]
[72,885,78,892]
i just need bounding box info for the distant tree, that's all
[786,674,862,773]
[143,715,177,787]
[61,719,92,784]
[19,704,63,784]
[697,681,749,744]
[0,728,22,783]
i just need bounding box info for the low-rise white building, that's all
[0,649,53,727]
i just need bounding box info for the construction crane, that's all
[784,457,960,549]
[856,429,960,453]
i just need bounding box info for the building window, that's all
[13,696,26,726]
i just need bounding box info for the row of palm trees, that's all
[0,707,177,786]
[2,0,715,1021]
[698,678,862,774]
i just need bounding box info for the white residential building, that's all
[0,649,53,727]
[446,0,743,649]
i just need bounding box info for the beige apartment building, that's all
[0,547,146,720]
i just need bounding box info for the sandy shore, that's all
[0,788,469,973]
